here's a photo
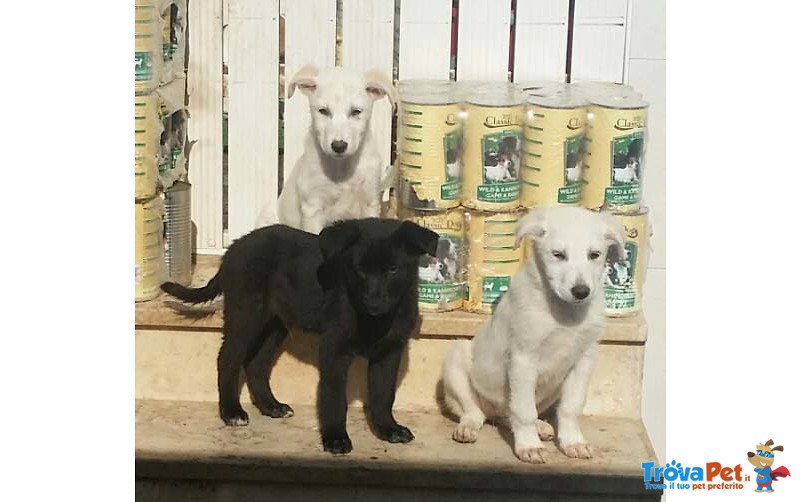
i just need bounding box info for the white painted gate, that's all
[186,0,632,253]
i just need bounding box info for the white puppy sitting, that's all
[441,206,624,463]
[266,65,396,234]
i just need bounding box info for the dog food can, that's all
[604,208,652,317]
[134,93,163,200]
[161,0,187,81]
[582,95,649,211]
[400,208,465,312]
[135,0,163,95]
[398,82,462,210]
[521,93,589,207]
[135,196,167,301]
[164,181,192,286]
[463,210,525,313]
[462,85,525,211]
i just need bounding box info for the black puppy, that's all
[161,218,438,454]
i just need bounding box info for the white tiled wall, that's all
[627,0,666,463]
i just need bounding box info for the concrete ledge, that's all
[137,255,647,343]
[136,400,660,500]
[135,330,644,417]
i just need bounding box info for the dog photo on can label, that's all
[561,134,586,202]
[482,132,521,185]
[611,135,643,187]
[443,129,463,194]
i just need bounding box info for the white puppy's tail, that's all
[380,162,398,192]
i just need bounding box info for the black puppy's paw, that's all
[377,424,415,444]
[322,434,353,455]
[258,402,295,418]
[220,407,249,426]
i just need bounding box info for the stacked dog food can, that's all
[604,208,652,317]
[397,81,464,311]
[135,0,187,95]
[461,83,525,212]
[521,91,589,207]
[397,81,462,210]
[463,210,524,313]
[395,79,653,317]
[399,208,466,312]
[582,94,649,212]
[134,0,191,301]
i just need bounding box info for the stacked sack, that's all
[396,80,652,318]
[135,0,191,301]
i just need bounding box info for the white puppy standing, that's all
[261,65,396,234]
[441,206,624,463]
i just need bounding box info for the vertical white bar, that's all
[398,0,452,80]
[227,0,280,241]
[283,0,337,184]
[456,0,512,81]
[341,0,395,169]
[187,0,224,252]
[512,0,569,82]
[570,0,629,82]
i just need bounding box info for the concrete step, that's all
[136,399,661,501]
[135,256,648,418]
[136,328,644,419]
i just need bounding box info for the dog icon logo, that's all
[747,439,791,493]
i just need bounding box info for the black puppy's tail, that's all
[161,272,222,304]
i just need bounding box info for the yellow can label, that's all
[462,105,524,211]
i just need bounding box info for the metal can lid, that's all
[463,82,525,106]
[517,80,565,91]
[571,81,642,99]
[526,89,588,109]
[398,80,459,104]
[589,93,649,110]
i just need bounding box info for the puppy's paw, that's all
[220,407,249,426]
[515,446,546,464]
[453,422,479,443]
[377,424,415,444]
[259,402,295,418]
[559,441,593,459]
[536,419,555,441]
[322,434,353,455]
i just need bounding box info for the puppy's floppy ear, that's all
[318,220,361,259]
[599,211,626,263]
[363,69,397,109]
[514,209,548,249]
[288,64,319,98]
[395,220,439,257]
[317,221,361,289]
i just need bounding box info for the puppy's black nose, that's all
[571,285,590,300]
[331,140,348,154]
